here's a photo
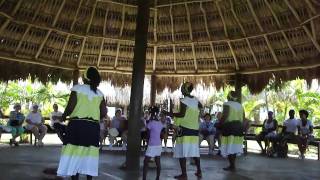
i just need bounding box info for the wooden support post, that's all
[150,74,156,106]
[126,0,150,171]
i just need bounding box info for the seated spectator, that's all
[159,112,171,151]
[282,110,299,142]
[50,104,66,143]
[8,103,25,146]
[26,104,47,146]
[275,109,299,157]
[109,109,127,149]
[256,111,278,154]
[199,113,216,155]
[297,110,314,159]
[100,108,111,148]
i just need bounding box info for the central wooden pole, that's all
[126,0,150,171]
[150,74,157,106]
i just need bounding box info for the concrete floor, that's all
[0,145,320,180]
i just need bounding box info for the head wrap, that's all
[181,82,193,95]
[227,91,238,101]
[83,66,98,82]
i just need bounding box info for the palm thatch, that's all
[0,0,319,92]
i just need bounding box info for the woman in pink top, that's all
[143,106,164,180]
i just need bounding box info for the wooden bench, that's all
[244,124,320,160]
[0,116,56,145]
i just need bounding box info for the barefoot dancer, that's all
[57,67,107,180]
[166,82,202,179]
[218,91,245,171]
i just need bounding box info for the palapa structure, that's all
[0,0,319,93]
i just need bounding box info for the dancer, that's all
[166,82,202,179]
[57,67,107,180]
[218,91,245,171]
[143,106,163,180]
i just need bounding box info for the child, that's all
[143,106,163,180]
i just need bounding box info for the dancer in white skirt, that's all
[143,106,163,180]
[165,82,202,179]
[57,67,107,180]
[217,91,245,172]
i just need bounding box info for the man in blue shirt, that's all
[199,113,216,155]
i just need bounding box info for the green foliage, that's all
[207,79,320,137]
[0,79,69,116]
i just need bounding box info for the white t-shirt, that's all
[27,112,43,124]
[298,119,313,135]
[50,111,63,127]
[284,118,299,133]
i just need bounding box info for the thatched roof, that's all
[0,0,319,92]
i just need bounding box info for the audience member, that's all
[26,104,47,146]
[8,103,25,146]
[199,113,215,155]
[50,104,65,143]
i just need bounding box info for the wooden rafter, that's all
[119,6,125,37]
[14,25,31,55]
[246,0,264,32]
[284,0,301,22]
[0,0,24,34]
[245,38,259,68]
[58,34,70,64]
[86,0,98,34]
[173,45,177,72]
[11,0,22,16]
[284,0,320,53]
[3,54,320,77]
[200,2,211,39]
[114,43,121,68]
[191,43,197,71]
[153,46,157,71]
[228,41,239,70]
[32,0,44,22]
[185,3,193,41]
[103,7,109,36]
[97,0,155,10]
[209,43,219,70]
[157,0,225,8]
[0,13,140,44]
[216,1,228,38]
[153,9,158,42]
[71,0,84,31]
[305,0,317,14]
[52,0,66,27]
[229,0,246,36]
[97,38,104,68]
[0,19,10,34]
[303,26,320,53]
[264,0,281,28]
[310,20,316,40]
[281,31,297,60]
[76,37,87,67]
[35,30,52,59]
[264,35,279,64]
[169,5,175,42]
[307,10,316,40]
